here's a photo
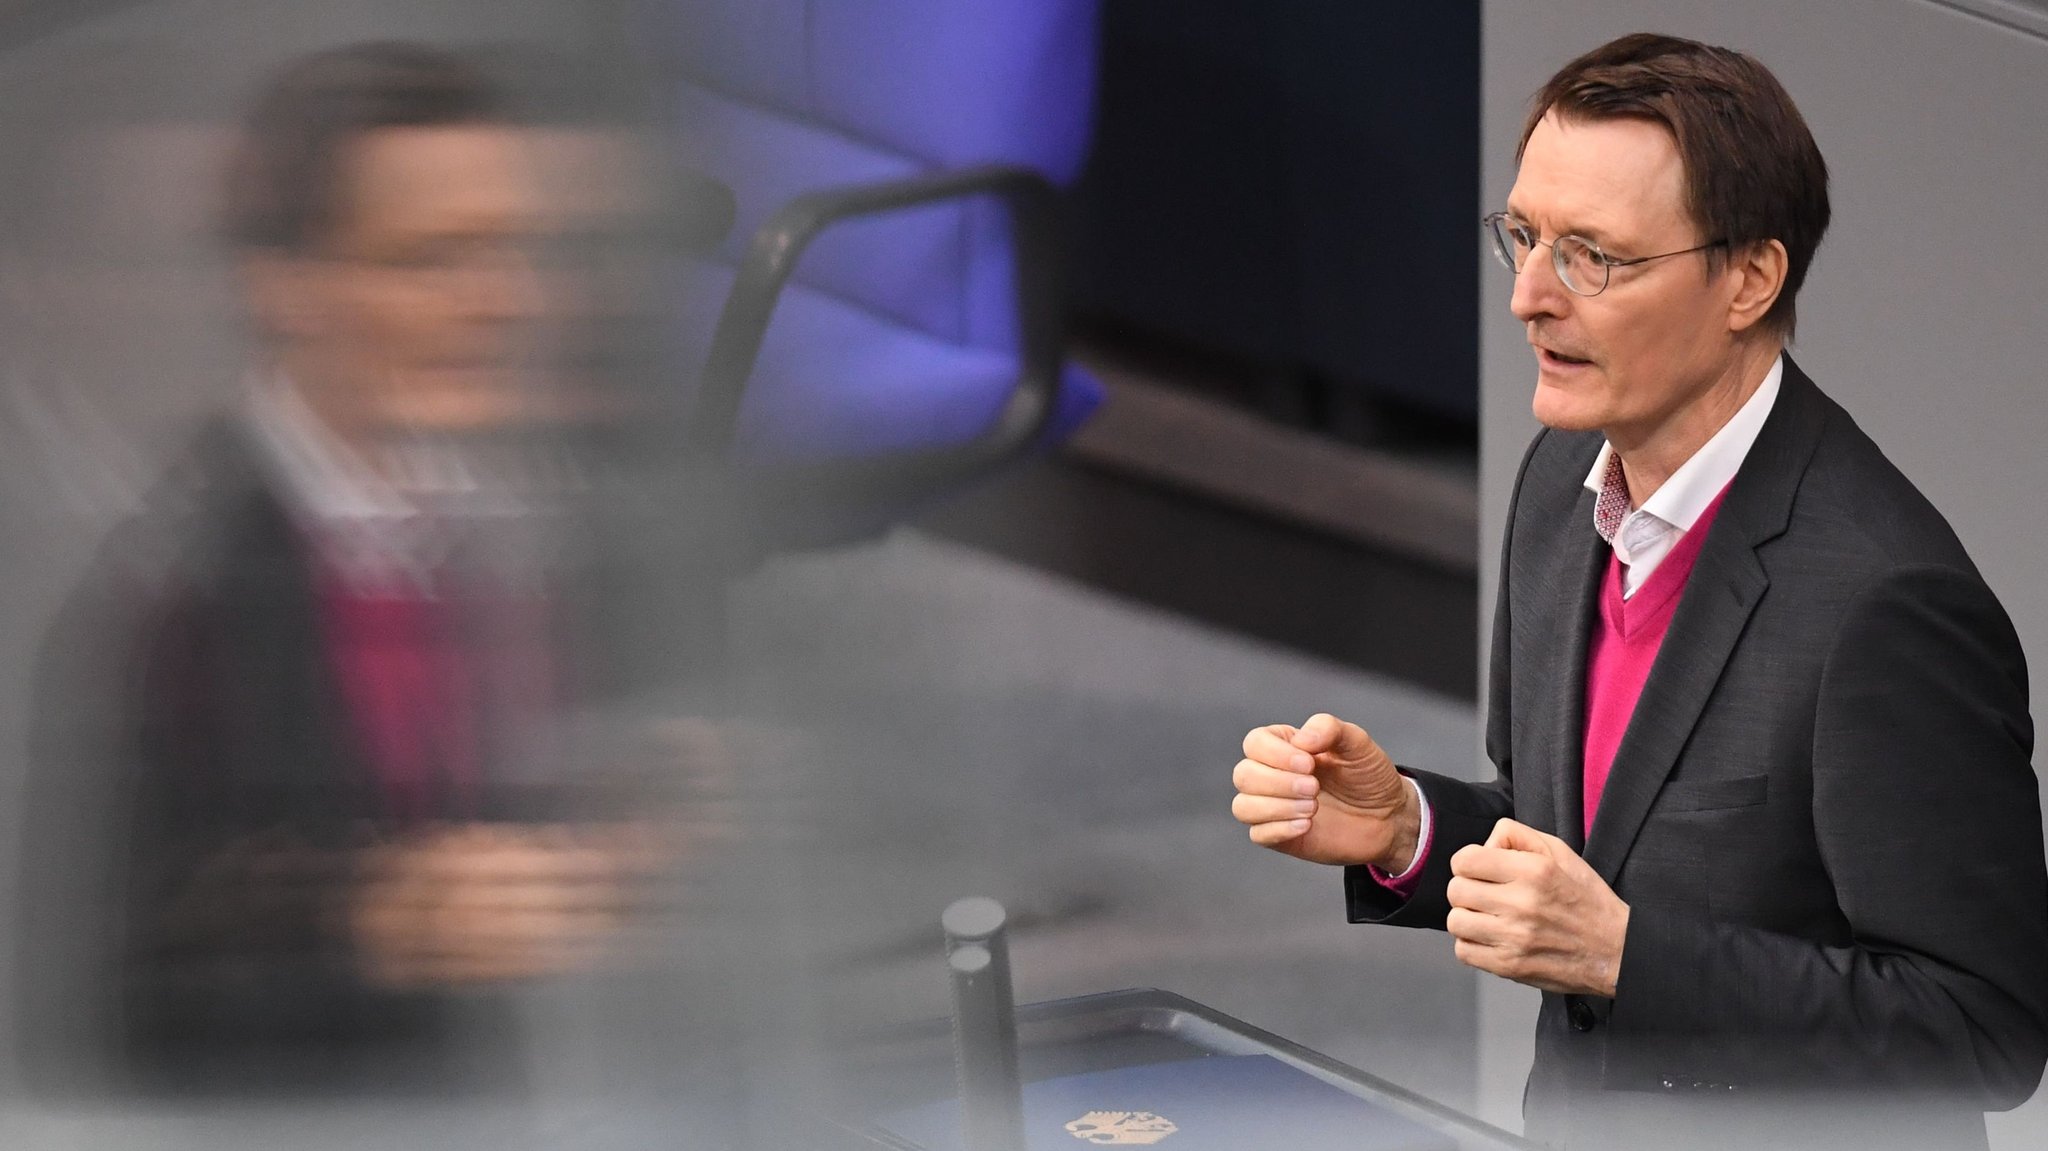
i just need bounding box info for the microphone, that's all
[943,897,1026,1151]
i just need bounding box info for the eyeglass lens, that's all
[1485,216,1608,296]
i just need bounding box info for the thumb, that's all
[1291,713,1386,764]
[1289,713,1344,755]
[1484,818,1553,854]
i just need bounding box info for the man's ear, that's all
[237,249,329,340]
[1725,238,1789,334]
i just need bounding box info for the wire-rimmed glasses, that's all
[1483,211,1725,297]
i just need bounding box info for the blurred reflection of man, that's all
[1230,32,2045,1151]
[18,42,722,1100]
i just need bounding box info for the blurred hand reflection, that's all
[349,821,664,988]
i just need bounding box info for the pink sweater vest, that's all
[1580,486,1730,835]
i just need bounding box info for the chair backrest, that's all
[667,0,1098,352]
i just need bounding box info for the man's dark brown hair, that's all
[222,41,504,254]
[1519,32,1830,338]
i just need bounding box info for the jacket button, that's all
[1566,997,1596,1032]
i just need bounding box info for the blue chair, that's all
[664,0,1105,479]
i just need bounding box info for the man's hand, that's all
[1446,818,1629,997]
[1230,713,1420,871]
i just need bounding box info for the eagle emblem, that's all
[1063,1110,1178,1144]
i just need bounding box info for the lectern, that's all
[834,900,1535,1151]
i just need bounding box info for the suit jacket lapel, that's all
[1581,525,1766,881]
[1544,499,1607,854]
[1582,357,1828,883]
[204,421,383,813]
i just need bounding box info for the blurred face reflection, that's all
[255,123,545,440]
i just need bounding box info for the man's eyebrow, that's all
[1504,204,1622,249]
[1571,223,1621,248]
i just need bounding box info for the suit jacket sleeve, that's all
[1614,562,2048,1107]
[1341,432,1551,927]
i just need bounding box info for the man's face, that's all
[262,123,546,437]
[1506,112,1735,442]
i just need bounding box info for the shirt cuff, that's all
[1364,775,1432,897]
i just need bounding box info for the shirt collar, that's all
[243,372,417,527]
[1582,354,1783,535]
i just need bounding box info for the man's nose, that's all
[1508,246,1571,324]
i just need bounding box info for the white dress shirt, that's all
[1583,356,1783,597]
[243,374,545,591]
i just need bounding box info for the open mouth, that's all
[1539,347,1593,368]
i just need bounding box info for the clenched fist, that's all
[1230,713,1421,872]
[1446,818,1629,997]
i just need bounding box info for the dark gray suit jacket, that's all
[1348,359,2048,1149]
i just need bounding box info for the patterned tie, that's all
[1593,451,1631,544]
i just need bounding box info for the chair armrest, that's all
[686,164,1067,490]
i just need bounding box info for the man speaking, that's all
[1230,32,2048,1150]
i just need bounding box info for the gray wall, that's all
[1478,1,2048,1142]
